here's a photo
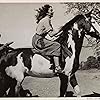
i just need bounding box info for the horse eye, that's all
[51,9,53,12]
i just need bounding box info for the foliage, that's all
[63,2,100,15]
[80,56,100,70]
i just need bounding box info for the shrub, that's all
[80,56,99,70]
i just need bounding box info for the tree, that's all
[63,2,100,15]
[80,56,99,70]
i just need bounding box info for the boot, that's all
[55,65,63,73]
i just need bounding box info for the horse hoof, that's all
[74,85,81,96]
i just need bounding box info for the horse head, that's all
[84,8,100,40]
[57,12,100,76]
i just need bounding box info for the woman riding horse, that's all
[32,4,71,73]
[1,7,100,97]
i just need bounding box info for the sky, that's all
[0,3,94,62]
[0,3,68,47]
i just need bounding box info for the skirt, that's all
[32,33,61,57]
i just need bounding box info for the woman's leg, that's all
[53,56,62,73]
[53,56,59,66]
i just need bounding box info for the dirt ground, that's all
[22,69,100,97]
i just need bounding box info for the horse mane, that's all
[8,48,32,53]
[6,48,33,61]
[59,14,84,32]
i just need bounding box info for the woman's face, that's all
[47,7,54,18]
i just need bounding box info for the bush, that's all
[80,56,99,70]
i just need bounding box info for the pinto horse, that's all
[2,11,100,97]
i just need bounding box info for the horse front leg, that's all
[70,74,81,96]
[59,73,68,97]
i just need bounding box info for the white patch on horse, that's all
[73,23,78,30]
[28,54,55,78]
[78,29,82,38]
[90,26,95,32]
[73,22,81,38]
[5,52,28,82]
[63,33,75,76]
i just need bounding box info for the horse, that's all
[0,43,33,97]
[1,10,100,97]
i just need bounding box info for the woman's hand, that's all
[45,34,59,41]
[54,30,63,37]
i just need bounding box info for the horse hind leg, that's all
[7,79,17,97]
[14,74,25,96]
[15,81,23,96]
[19,86,32,97]
[59,73,68,97]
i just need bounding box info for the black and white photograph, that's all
[0,1,100,98]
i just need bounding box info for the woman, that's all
[32,4,62,73]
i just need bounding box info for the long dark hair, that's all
[35,4,52,24]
